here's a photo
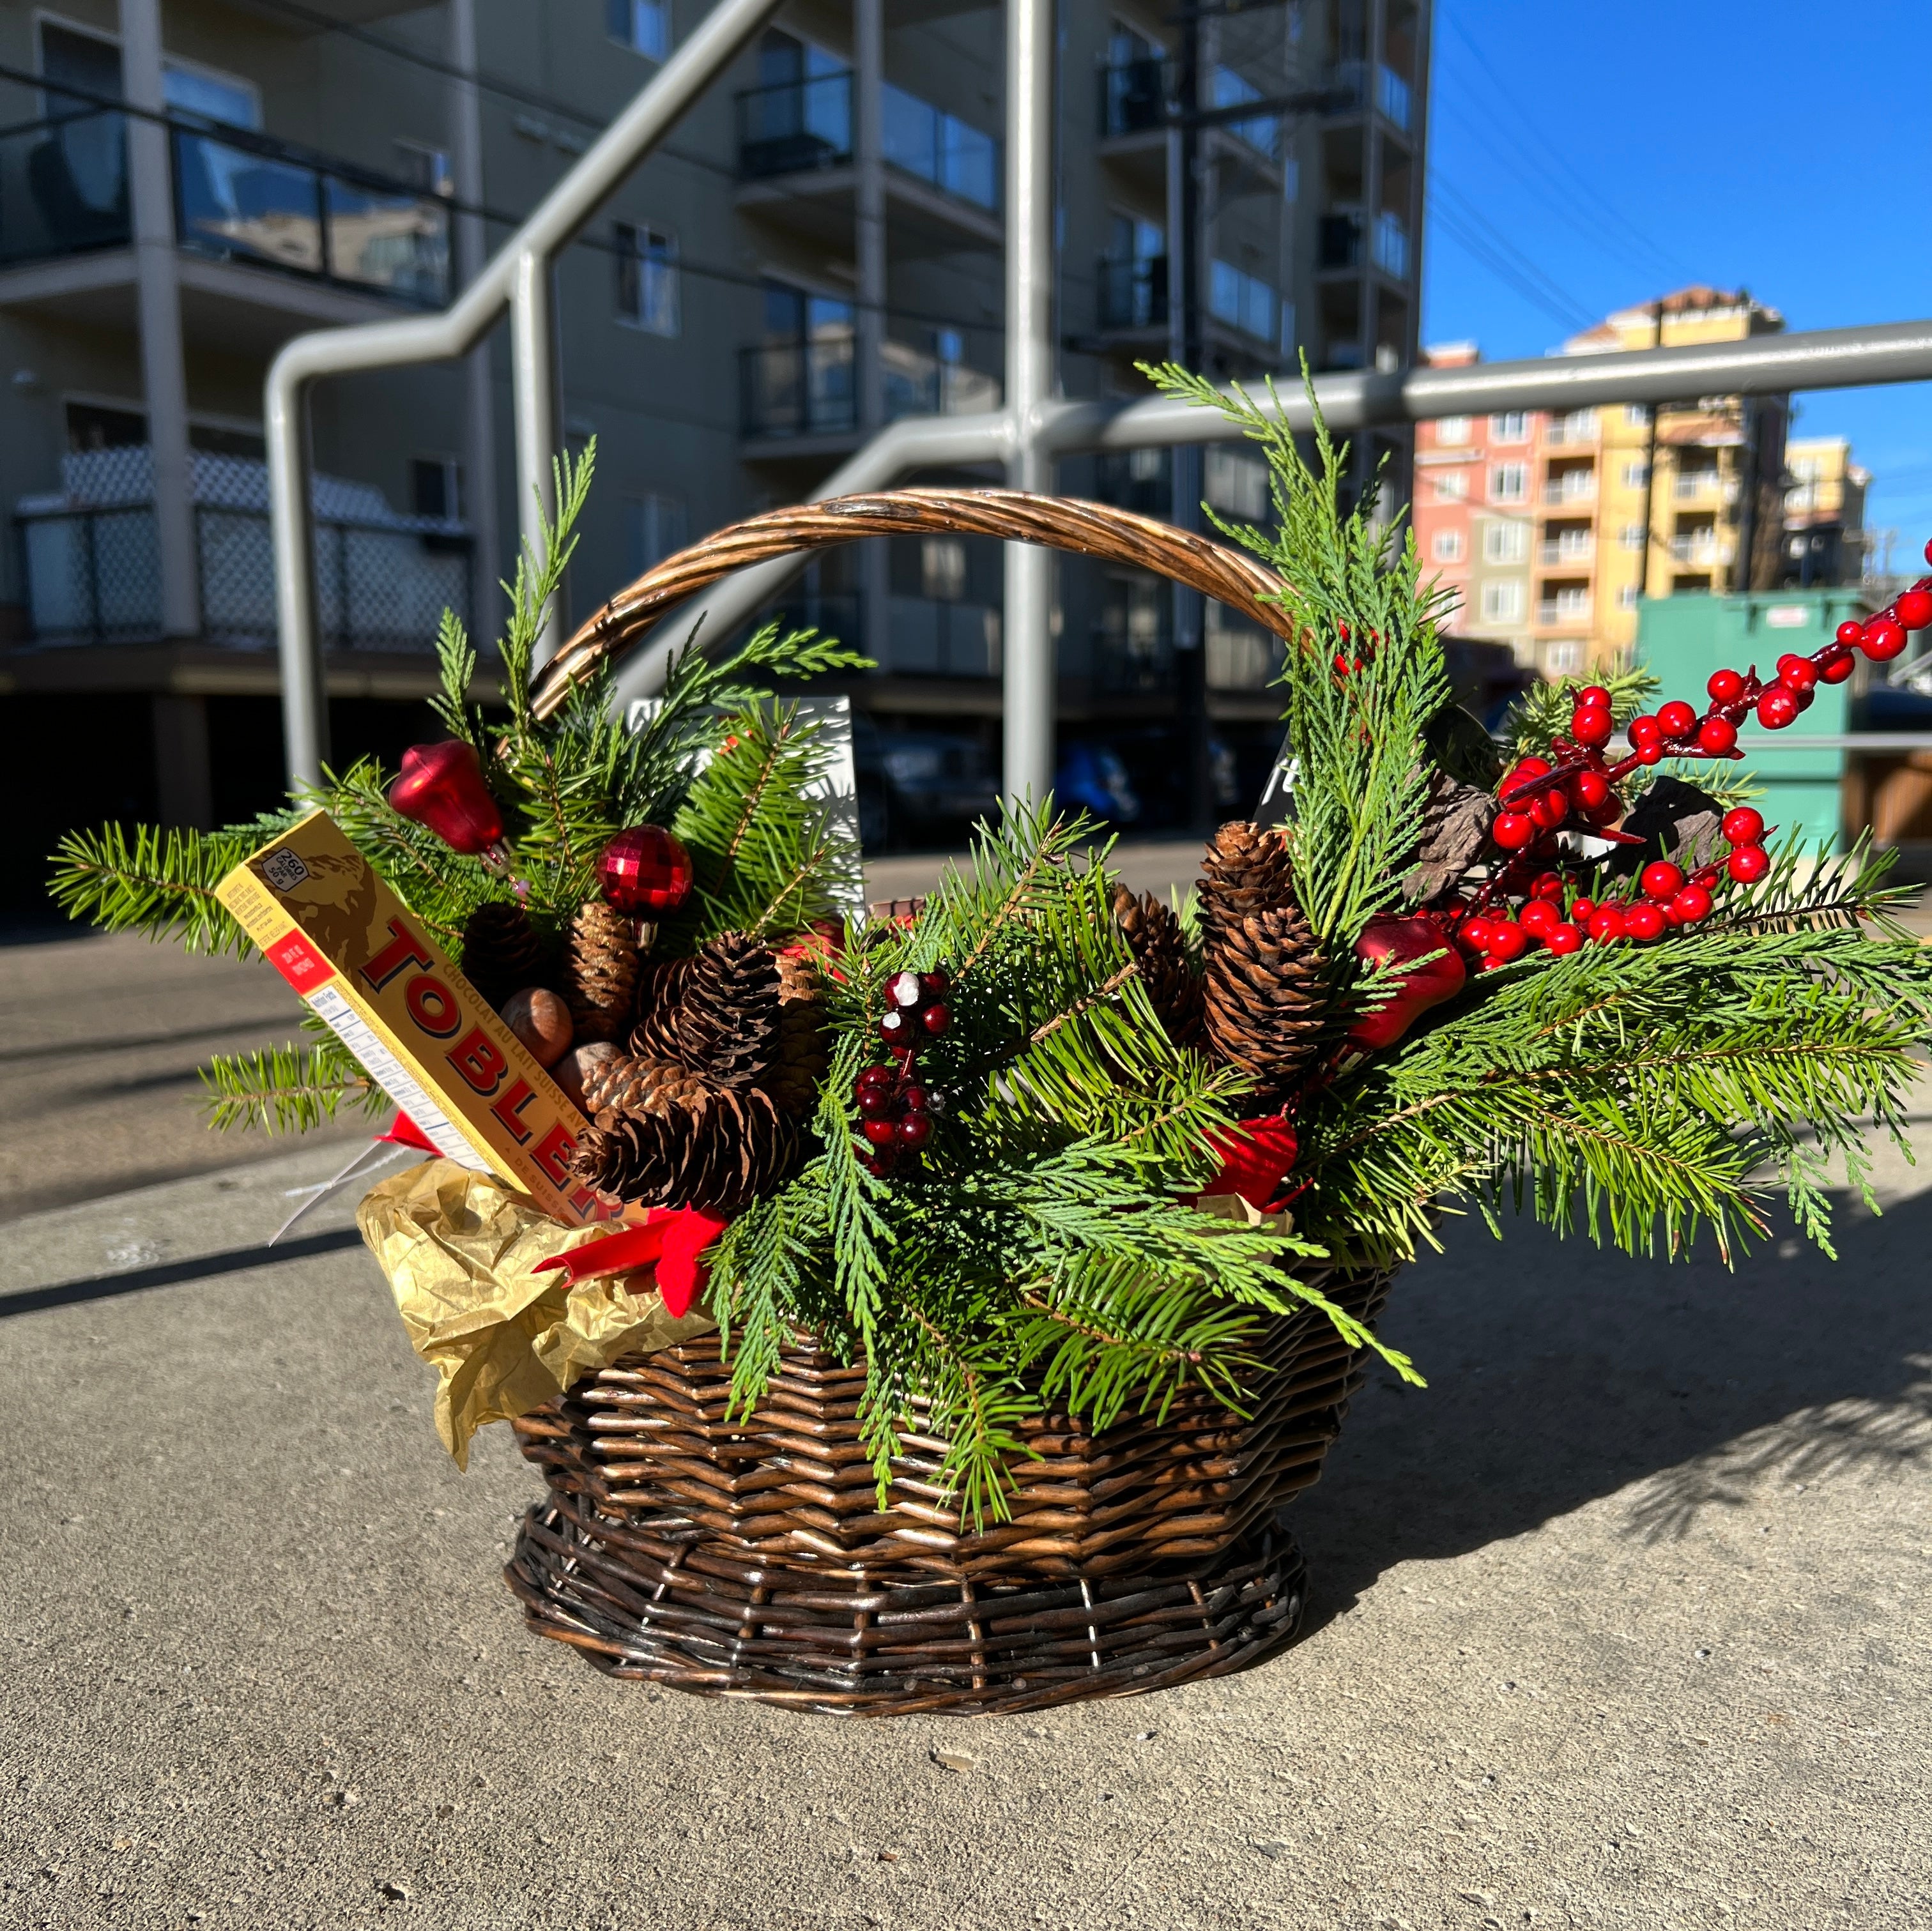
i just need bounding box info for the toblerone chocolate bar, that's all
[215,809,615,1228]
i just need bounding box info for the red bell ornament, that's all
[597,824,694,916]
[1346,917,1468,1053]
[389,741,505,857]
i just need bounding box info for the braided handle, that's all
[529,487,1291,719]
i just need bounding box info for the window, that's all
[1484,521,1528,563]
[162,57,260,130]
[1545,640,1584,674]
[1616,583,1640,609]
[1205,446,1269,521]
[1624,404,1651,427]
[1209,259,1277,343]
[1480,580,1524,623]
[1491,462,1528,503]
[1491,411,1529,443]
[624,492,689,575]
[607,0,670,60]
[1430,530,1465,563]
[1435,415,1471,446]
[1211,66,1278,158]
[921,537,967,602]
[1619,522,1644,550]
[1431,470,1468,503]
[411,457,464,521]
[615,222,678,335]
[1622,461,1650,488]
[394,139,452,197]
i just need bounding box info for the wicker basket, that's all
[507,490,1383,1717]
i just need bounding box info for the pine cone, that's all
[570,1079,797,1214]
[630,955,698,1062]
[1198,821,1296,948]
[562,901,639,1043]
[764,950,831,1117]
[579,1053,696,1118]
[1202,903,1326,1103]
[631,931,781,1089]
[461,901,547,1012]
[1111,884,1205,1051]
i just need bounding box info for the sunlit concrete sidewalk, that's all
[1,1100,1927,1928]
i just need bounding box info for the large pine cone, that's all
[562,901,640,1043]
[765,950,831,1117]
[630,955,698,1063]
[1198,821,1297,948]
[1111,884,1205,1051]
[461,901,547,1012]
[569,1080,797,1215]
[579,1052,696,1119]
[1202,902,1326,1103]
[631,931,781,1090]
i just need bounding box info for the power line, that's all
[1429,176,1598,333]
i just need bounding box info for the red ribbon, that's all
[1197,1114,1300,1214]
[532,1204,729,1318]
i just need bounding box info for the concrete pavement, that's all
[1,1113,1927,1929]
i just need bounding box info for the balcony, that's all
[740,337,999,443]
[0,96,130,265]
[1669,535,1729,567]
[1329,60,1414,134]
[1544,413,1599,447]
[1098,57,1169,139]
[1319,211,1363,271]
[766,592,999,679]
[1096,253,1167,332]
[1537,592,1593,629]
[1674,470,1722,500]
[1539,537,1595,567]
[1372,211,1409,281]
[1543,476,1597,507]
[15,445,470,648]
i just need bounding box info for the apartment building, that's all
[1414,287,1793,679]
[0,0,1427,901]
[1781,436,1869,588]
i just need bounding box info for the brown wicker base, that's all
[505,1265,1391,1716]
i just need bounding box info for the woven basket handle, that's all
[528,487,1291,719]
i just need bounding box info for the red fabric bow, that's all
[1197,1114,1300,1214]
[532,1204,730,1318]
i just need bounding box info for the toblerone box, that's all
[216,809,616,1228]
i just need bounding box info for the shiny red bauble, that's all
[1727,844,1771,884]
[1897,587,1932,630]
[1623,902,1666,943]
[1657,700,1699,738]
[1641,860,1685,903]
[1775,654,1818,693]
[1707,668,1745,704]
[1492,811,1535,850]
[1543,922,1583,956]
[1756,686,1800,730]
[1863,616,1909,661]
[1486,921,1528,963]
[1697,717,1738,755]
[1668,883,1713,924]
[597,824,694,916]
[1819,646,1856,685]
[389,740,504,855]
[1570,705,1613,749]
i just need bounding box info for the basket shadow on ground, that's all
[1289,1178,1932,1633]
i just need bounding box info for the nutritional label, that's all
[307,984,489,1172]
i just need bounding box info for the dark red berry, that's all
[919,1002,951,1036]
[900,1085,928,1113]
[878,1009,912,1044]
[862,1117,899,1147]
[919,970,950,1000]
[856,1065,893,1092]
[896,1112,933,1149]
[887,969,924,1008]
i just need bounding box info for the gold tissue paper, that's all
[356,1159,716,1466]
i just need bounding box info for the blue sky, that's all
[1423,0,1932,563]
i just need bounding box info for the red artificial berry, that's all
[1575,685,1612,709]
[1570,769,1611,811]
[1697,717,1738,756]
[1459,917,1496,954]
[900,1085,928,1113]
[1570,897,1597,924]
[919,970,951,1000]
[1519,901,1561,940]
[1634,741,1664,766]
[887,969,925,1009]
[1544,922,1584,957]
[920,1002,951,1036]
[1721,806,1765,845]
[1486,922,1528,963]
[1657,700,1699,738]
[1529,789,1569,830]
[1775,653,1818,694]
[1584,796,1622,827]
[1531,872,1566,902]
[1332,653,1351,676]
[1586,906,1625,944]
[878,1009,914,1045]
[1924,537,1932,568]
[867,1143,900,1175]
[1863,616,1908,660]
[1818,646,1855,685]
[1500,757,1552,804]
[861,1117,900,1147]
[1492,811,1535,851]
[1570,706,1613,749]
[1641,861,1685,903]
[1898,587,1932,630]
[1707,668,1745,705]
[1756,685,1800,730]
[1837,618,1865,647]
[895,1111,933,1149]
[857,1064,893,1088]
[1623,902,1667,943]
[858,1088,897,1121]
[1668,883,1713,924]
[1533,832,1561,858]
[1727,844,1771,883]
[1629,714,1662,746]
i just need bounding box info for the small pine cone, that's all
[1111,884,1205,1051]
[630,955,698,1063]
[656,931,783,1088]
[1202,901,1327,1104]
[461,901,547,1012]
[562,900,639,1043]
[764,950,831,1117]
[569,1079,797,1214]
[579,1053,698,1118]
[1198,821,1296,948]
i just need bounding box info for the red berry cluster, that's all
[852,968,952,1177]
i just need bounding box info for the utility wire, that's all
[1429,178,1597,334]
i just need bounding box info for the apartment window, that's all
[1491,462,1528,503]
[1431,470,1469,503]
[1435,415,1471,446]
[624,492,689,575]
[1616,583,1640,609]
[608,0,670,60]
[1205,446,1268,521]
[411,457,464,521]
[615,222,678,335]
[1430,530,1465,563]
[1545,640,1584,674]
[1211,66,1279,158]
[921,537,967,602]
[1619,522,1644,550]
[161,57,260,130]
[1622,461,1650,488]
[394,139,453,197]
[1484,521,1528,564]
[1480,579,1524,623]
[1624,404,1651,427]
[1491,411,1529,443]
[1209,259,1276,343]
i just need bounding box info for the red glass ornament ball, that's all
[861,1117,900,1147]
[1543,922,1584,957]
[1623,902,1667,943]
[1575,685,1611,709]
[1756,685,1800,730]
[1570,705,1613,749]
[1707,668,1745,705]
[1818,646,1856,685]
[1486,921,1528,963]
[1897,587,1932,630]
[1531,871,1566,902]
[1669,883,1713,925]
[1696,716,1738,756]
[920,1001,951,1035]
[887,968,925,1009]
[1641,860,1685,903]
[1727,844,1771,884]
[597,824,693,916]
[1529,789,1568,830]
[1721,805,1765,846]
[1629,714,1662,745]
[1586,906,1625,943]
[1570,897,1597,924]
[895,1111,933,1149]
[1657,700,1699,738]
[1492,811,1536,851]
[1519,900,1561,939]
[389,741,503,855]
[1864,616,1909,661]
[878,1009,914,1045]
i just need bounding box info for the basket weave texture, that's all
[505,1265,1391,1716]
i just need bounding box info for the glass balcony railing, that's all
[1372,211,1409,280]
[1098,57,1169,137]
[1330,60,1414,133]
[1319,211,1363,270]
[883,84,998,210]
[740,337,1000,439]
[1096,252,1167,330]
[0,90,130,266]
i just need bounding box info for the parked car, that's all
[853,721,1002,850]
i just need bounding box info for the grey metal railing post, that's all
[510,247,561,660]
